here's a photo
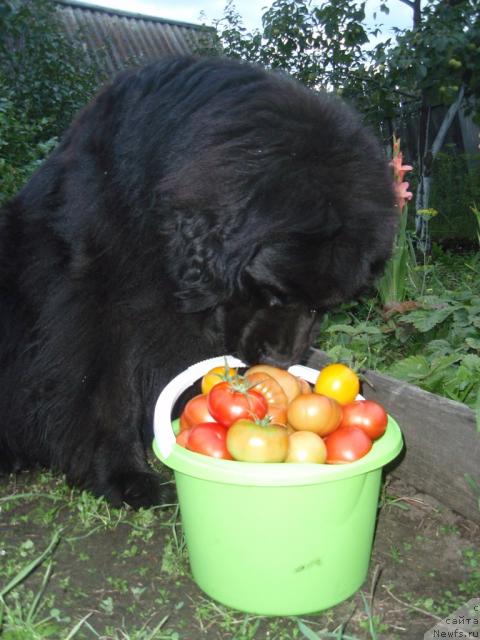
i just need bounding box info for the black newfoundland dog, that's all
[0,56,397,508]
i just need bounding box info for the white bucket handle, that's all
[153,355,246,459]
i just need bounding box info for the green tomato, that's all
[226,419,289,463]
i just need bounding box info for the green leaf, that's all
[421,354,463,391]
[387,356,431,382]
[457,355,480,373]
[401,306,456,332]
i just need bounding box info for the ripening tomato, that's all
[246,364,301,404]
[285,431,327,463]
[314,363,360,405]
[339,400,388,440]
[201,366,236,395]
[179,394,215,431]
[175,428,192,448]
[226,419,289,462]
[245,371,288,425]
[324,426,372,464]
[186,422,233,459]
[207,381,268,427]
[297,377,312,394]
[287,393,342,436]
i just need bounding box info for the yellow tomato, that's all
[201,366,233,395]
[314,363,360,405]
[285,431,327,463]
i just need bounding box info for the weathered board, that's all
[306,349,480,524]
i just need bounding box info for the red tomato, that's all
[186,422,233,460]
[245,371,288,425]
[287,393,342,436]
[180,394,215,431]
[226,419,288,462]
[207,382,268,427]
[175,428,192,448]
[339,400,388,440]
[324,426,372,464]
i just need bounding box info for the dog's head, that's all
[95,58,397,366]
[148,59,397,365]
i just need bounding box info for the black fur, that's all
[0,56,397,507]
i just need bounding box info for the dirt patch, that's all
[0,470,478,639]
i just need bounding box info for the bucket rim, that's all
[153,416,402,486]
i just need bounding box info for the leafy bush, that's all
[0,0,105,203]
[0,87,57,202]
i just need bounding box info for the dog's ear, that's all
[164,213,228,313]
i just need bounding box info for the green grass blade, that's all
[297,620,321,639]
[297,619,361,640]
[0,492,63,504]
[0,528,62,598]
[360,591,377,640]
[63,612,94,639]
[26,559,53,623]
[144,615,170,640]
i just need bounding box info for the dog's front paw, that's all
[106,471,176,509]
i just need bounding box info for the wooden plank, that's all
[306,349,480,523]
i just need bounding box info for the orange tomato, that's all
[246,364,301,404]
[314,363,360,405]
[287,393,342,436]
[180,394,215,431]
[297,377,312,394]
[245,371,288,425]
[176,428,192,448]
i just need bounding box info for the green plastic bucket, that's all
[153,356,403,615]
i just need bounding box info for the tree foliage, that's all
[0,0,105,201]
[208,0,377,91]
[210,0,479,125]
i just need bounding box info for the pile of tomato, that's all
[176,363,389,464]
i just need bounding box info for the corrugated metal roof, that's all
[53,0,216,77]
